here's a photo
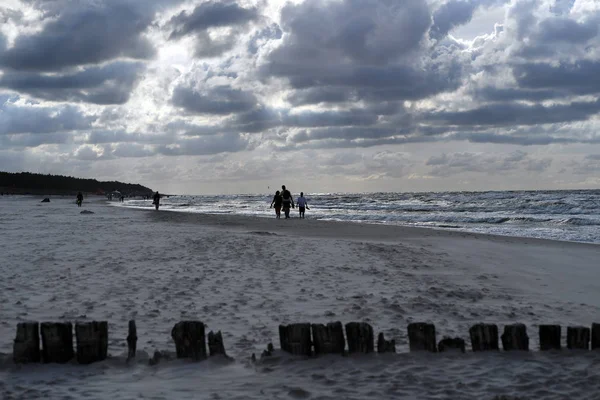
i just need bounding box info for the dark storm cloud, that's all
[167,1,260,58]
[0,2,155,71]
[168,1,259,40]
[172,85,258,115]
[426,100,600,127]
[0,62,145,105]
[430,0,478,41]
[536,15,599,44]
[0,99,94,135]
[261,0,463,105]
[513,61,600,95]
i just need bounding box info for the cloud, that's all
[430,0,478,41]
[0,1,156,72]
[261,0,462,105]
[168,1,259,40]
[172,85,258,115]
[168,1,260,58]
[0,96,94,135]
[0,62,145,105]
[425,150,544,177]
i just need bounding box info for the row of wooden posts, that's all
[11,320,600,364]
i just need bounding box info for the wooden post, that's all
[377,332,396,353]
[75,321,108,364]
[438,337,465,353]
[407,323,436,352]
[171,321,207,361]
[539,325,561,350]
[345,322,374,354]
[279,323,312,356]
[501,324,529,351]
[127,320,137,361]
[567,326,590,350]
[41,322,74,363]
[13,322,40,363]
[592,323,600,350]
[208,331,228,357]
[469,323,499,351]
[311,322,345,355]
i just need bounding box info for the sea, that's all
[121,190,600,244]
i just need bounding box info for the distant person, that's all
[152,191,160,210]
[281,185,294,219]
[76,192,83,207]
[120,195,125,202]
[270,190,282,219]
[297,192,309,219]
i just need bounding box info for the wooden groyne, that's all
[10,320,600,365]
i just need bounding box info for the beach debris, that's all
[539,325,561,350]
[13,322,40,363]
[377,332,396,353]
[469,323,499,351]
[279,323,312,356]
[438,337,465,353]
[41,198,50,202]
[127,320,137,361]
[80,210,94,214]
[41,322,74,363]
[208,330,229,358]
[592,323,600,350]
[75,321,108,364]
[567,326,590,350]
[171,321,207,361]
[407,322,437,352]
[345,322,375,354]
[312,322,346,355]
[149,350,172,366]
[501,323,529,351]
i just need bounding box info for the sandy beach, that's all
[1,196,600,400]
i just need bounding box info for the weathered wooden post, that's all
[567,326,590,350]
[407,323,436,352]
[311,322,345,355]
[13,322,40,363]
[75,321,108,364]
[41,322,74,363]
[501,324,529,351]
[171,321,207,361]
[345,322,374,354]
[438,337,465,353]
[539,325,561,350]
[592,323,600,350]
[377,332,396,353]
[208,331,228,357]
[279,323,312,356]
[469,323,499,351]
[127,320,137,361]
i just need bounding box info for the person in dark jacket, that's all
[76,192,83,207]
[270,190,283,219]
[152,191,160,210]
[281,185,294,219]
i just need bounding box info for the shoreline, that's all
[118,201,600,248]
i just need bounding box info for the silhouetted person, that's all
[76,192,83,207]
[297,192,309,218]
[281,185,294,219]
[153,191,160,210]
[270,190,282,219]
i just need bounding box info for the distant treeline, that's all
[0,171,153,196]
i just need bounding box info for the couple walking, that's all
[270,185,309,219]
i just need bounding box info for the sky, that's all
[1,0,600,195]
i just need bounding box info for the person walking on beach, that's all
[152,191,160,210]
[76,192,83,207]
[270,190,283,219]
[297,192,309,219]
[281,185,294,219]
